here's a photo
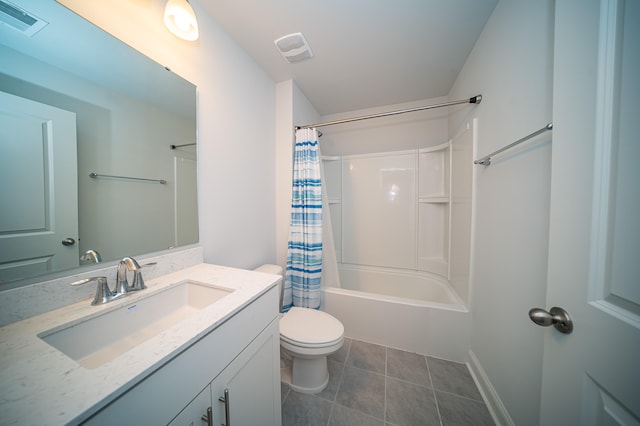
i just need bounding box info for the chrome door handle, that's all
[529,306,573,334]
[201,406,213,426]
[61,237,76,246]
[219,388,230,426]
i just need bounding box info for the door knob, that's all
[528,306,573,334]
[61,237,76,246]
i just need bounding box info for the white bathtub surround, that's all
[0,245,203,327]
[319,140,473,361]
[0,263,280,425]
[319,152,341,290]
[330,147,452,278]
[324,265,471,362]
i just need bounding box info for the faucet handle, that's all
[129,262,157,291]
[71,276,120,306]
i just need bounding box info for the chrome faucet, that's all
[71,257,156,306]
[130,263,148,291]
[116,256,157,293]
[116,257,141,294]
[80,249,102,263]
[71,276,123,306]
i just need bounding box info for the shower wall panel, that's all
[328,203,342,262]
[341,152,417,269]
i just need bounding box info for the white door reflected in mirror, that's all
[0,91,78,282]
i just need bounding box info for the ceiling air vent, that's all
[0,0,48,37]
[274,32,313,63]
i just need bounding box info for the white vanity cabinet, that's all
[171,319,279,426]
[83,286,281,426]
[169,385,212,426]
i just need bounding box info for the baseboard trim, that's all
[467,350,515,426]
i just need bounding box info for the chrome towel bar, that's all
[474,122,553,166]
[170,142,196,149]
[89,172,167,184]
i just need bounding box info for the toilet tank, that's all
[254,264,284,312]
[254,264,283,275]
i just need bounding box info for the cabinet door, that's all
[211,319,281,426]
[168,385,212,426]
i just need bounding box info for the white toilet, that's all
[254,264,344,394]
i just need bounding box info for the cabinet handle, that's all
[201,406,212,426]
[218,388,230,426]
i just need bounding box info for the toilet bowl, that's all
[254,264,344,394]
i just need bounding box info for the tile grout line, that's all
[426,355,444,426]
[326,340,351,426]
[435,388,489,404]
[384,346,388,425]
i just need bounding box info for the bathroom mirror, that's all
[0,1,198,286]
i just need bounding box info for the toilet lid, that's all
[280,307,344,346]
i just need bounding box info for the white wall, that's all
[275,81,294,271]
[448,1,554,424]
[58,0,278,269]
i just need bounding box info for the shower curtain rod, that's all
[295,95,482,130]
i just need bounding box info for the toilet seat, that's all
[280,307,344,348]
[281,334,343,349]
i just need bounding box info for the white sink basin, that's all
[38,280,234,369]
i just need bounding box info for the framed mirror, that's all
[0,0,198,286]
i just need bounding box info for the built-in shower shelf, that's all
[419,197,449,203]
[418,142,451,278]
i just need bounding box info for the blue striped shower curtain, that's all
[282,128,323,312]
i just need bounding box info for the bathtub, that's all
[323,264,471,362]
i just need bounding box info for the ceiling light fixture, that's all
[164,0,198,41]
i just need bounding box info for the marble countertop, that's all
[0,263,280,425]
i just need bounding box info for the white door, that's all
[540,0,640,423]
[0,91,79,282]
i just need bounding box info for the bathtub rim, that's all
[330,263,468,311]
[324,286,468,312]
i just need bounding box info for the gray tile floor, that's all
[281,338,495,426]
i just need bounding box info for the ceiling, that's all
[201,0,498,115]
